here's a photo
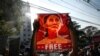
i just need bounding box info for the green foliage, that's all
[0,0,25,36]
[72,21,90,48]
[72,21,81,30]
[0,20,13,36]
[82,26,98,37]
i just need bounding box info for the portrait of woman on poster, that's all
[37,14,72,45]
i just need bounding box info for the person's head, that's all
[44,14,62,32]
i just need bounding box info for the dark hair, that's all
[44,14,60,23]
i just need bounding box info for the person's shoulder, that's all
[56,37,71,43]
[56,37,66,40]
[37,37,50,44]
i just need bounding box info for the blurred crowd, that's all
[78,43,100,56]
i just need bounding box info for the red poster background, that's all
[34,13,72,52]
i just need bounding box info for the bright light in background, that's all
[22,0,48,30]
[26,11,37,30]
[22,0,38,4]
[22,0,100,30]
[30,6,48,30]
[21,0,28,2]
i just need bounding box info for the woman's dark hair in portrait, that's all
[44,14,60,23]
